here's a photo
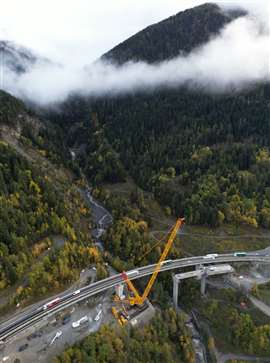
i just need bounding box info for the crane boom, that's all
[122,217,185,306]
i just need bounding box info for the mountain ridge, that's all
[0,40,38,74]
[101,3,246,65]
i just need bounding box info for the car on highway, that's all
[43,297,61,310]
[73,289,81,296]
[18,343,29,352]
[126,270,139,277]
[161,260,173,265]
[72,316,89,328]
[203,254,218,259]
[234,252,246,257]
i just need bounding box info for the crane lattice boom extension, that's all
[121,217,185,306]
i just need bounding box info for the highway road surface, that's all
[0,251,269,343]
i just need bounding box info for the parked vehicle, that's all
[50,330,62,346]
[27,331,42,340]
[62,315,71,325]
[18,343,29,352]
[95,310,102,321]
[72,316,89,328]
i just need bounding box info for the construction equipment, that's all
[111,307,128,326]
[111,307,118,319]
[121,217,185,306]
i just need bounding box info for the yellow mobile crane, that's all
[121,217,185,306]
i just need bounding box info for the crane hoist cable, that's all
[121,217,185,306]
[135,223,174,265]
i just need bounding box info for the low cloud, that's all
[2,7,270,105]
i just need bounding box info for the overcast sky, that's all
[1,0,266,66]
[1,0,269,104]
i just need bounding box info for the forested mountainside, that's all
[2,4,269,232]
[0,91,105,309]
[88,85,270,229]
[0,41,37,74]
[0,90,26,122]
[102,3,245,64]
[61,90,270,228]
[1,3,270,361]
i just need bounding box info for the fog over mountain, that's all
[0,1,269,105]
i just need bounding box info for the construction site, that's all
[1,193,269,363]
[110,218,185,326]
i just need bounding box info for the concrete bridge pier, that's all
[196,264,203,271]
[115,284,125,300]
[173,275,180,309]
[200,272,207,296]
[252,262,260,270]
[259,264,270,278]
[172,264,234,309]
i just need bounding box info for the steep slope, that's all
[0,89,26,124]
[0,41,37,74]
[0,91,104,310]
[102,3,246,64]
[91,84,270,227]
[54,3,270,229]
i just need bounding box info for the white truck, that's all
[72,316,89,328]
[203,254,218,260]
[49,330,62,346]
[95,310,102,322]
